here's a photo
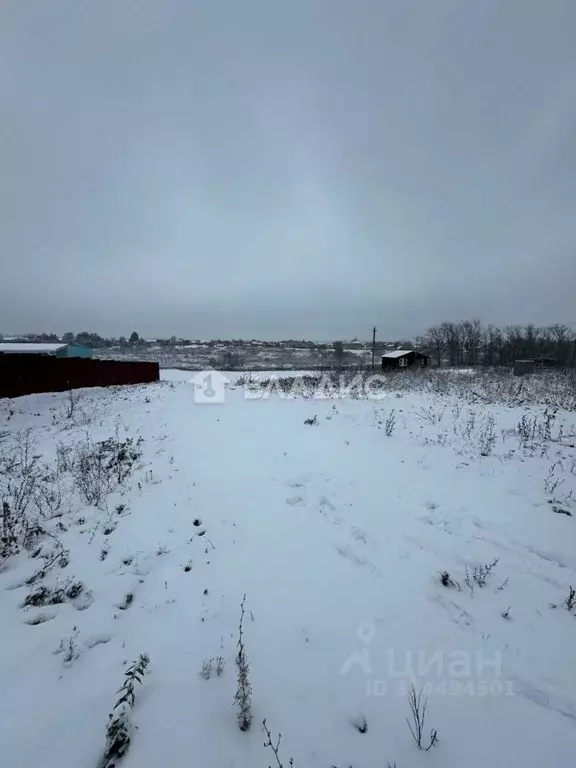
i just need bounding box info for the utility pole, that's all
[371,326,377,372]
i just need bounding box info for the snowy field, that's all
[1,369,576,767]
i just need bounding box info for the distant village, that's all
[1,320,574,373]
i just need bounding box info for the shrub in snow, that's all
[439,570,460,590]
[463,558,499,595]
[565,586,576,613]
[117,592,134,611]
[304,415,318,426]
[0,429,63,561]
[101,654,150,768]
[54,627,82,665]
[22,578,86,608]
[263,718,294,767]
[385,409,396,436]
[25,543,70,586]
[406,684,438,751]
[352,715,368,733]
[516,408,563,454]
[544,461,565,496]
[199,657,212,680]
[478,414,496,456]
[72,434,143,507]
[199,655,226,680]
[1,501,19,561]
[234,594,253,731]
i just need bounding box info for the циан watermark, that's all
[341,622,514,698]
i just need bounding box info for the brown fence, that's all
[0,355,159,398]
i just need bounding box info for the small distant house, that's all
[382,349,430,371]
[0,342,92,358]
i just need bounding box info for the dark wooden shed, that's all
[513,356,557,376]
[381,350,430,371]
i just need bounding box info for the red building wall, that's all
[0,355,159,398]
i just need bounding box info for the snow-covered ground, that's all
[1,371,576,767]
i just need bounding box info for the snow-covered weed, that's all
[352,715,368,733]
[117,592,134,611]
[464,558,499,595]
[22,577,86,608]
[199,655,225,679]
[242,368,576,410]
[544,461,565,496]
[515,409,564,455]
[385,409,396,436]
[461,409,476,442]
[101,654,150,768]
[0,429,62,559]
[406,684,438,751]
[54,627,82,665]
[72,434,144,507]
[417,405,445,425]
[263,719,294,767]
[439,570,461,589]
[62,389,91,426]
[55,441,74,473]
[25,540,69,585]
[478,414,496,456]
[234,594,253,731]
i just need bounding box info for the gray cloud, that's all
[1,0,575,339]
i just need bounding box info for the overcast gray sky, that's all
[1,1,575,340]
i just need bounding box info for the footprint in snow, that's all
[318,495,335,511]
[350,526,368,544]
[336,544,379,576]
[286,495,306,507]
[85,633,113,649]
[420,514,452,533]
[429,593,474,630]
[23,611,57,625]
[508,676,576,721]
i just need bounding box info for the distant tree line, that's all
[3,324,574,368]
[420,321,576,368]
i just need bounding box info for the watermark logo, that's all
[244,373,391,401]
[189,370,229,404]
[340,623,376,676]
[341,623,514,698]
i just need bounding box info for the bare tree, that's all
[460,319,482,366]
[482,324,497,366]
[425,326,444,368]
[333,341,344,367]
[440,322,462,367]
[550,324,573,365]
